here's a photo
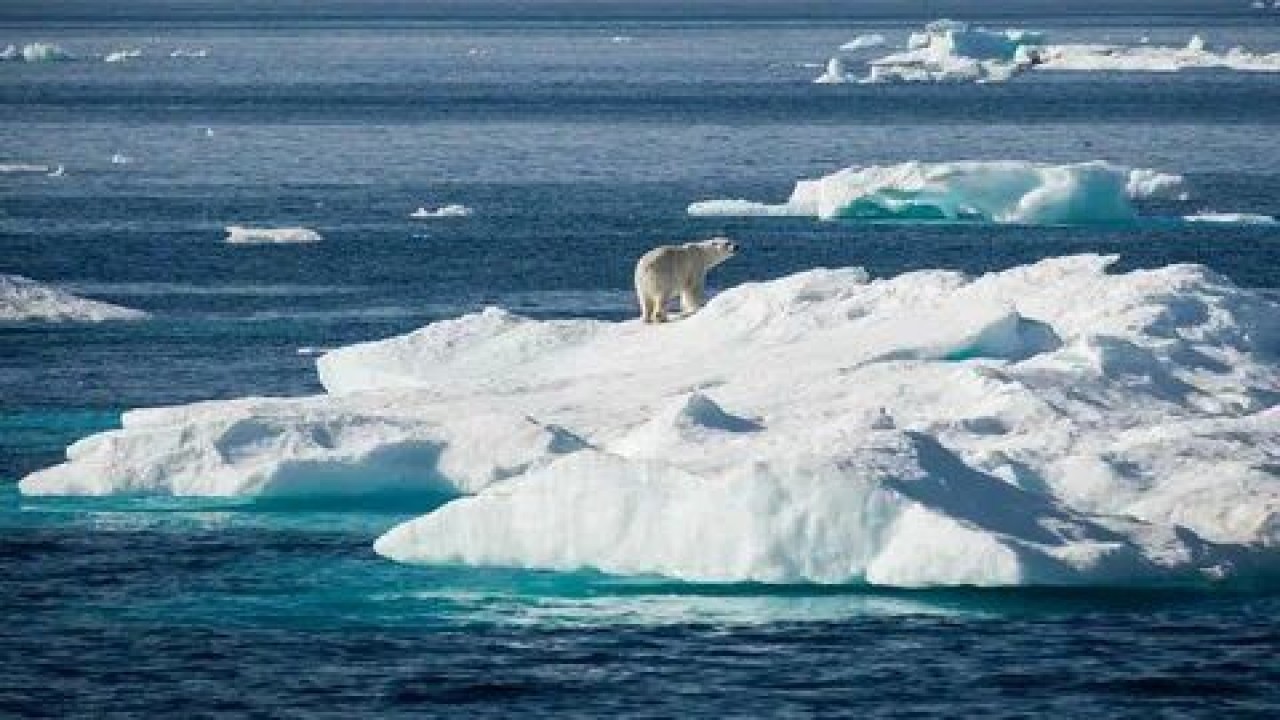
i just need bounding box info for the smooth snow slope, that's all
[21,256,1280,587]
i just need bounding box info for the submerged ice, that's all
[688,160,1185,224]
[21,256,1280,588]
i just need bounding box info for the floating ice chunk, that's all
[409,204,473,219]
[690,161,1185,225]
[0,163,53,174]
[813,57,848,84]
[610,35,633,44]
[111,153,132,165]
[3,42,75,62]
[840,33,887,51]
[104,48,141,63]
[0,274,148,324]
[169,48,208,58]
[1184,212,1277,225]
[862,20,1045,84]
[224,225,323,245]
[859,21,1280,83]
[47,164,65,177]
[24,256,1280,586]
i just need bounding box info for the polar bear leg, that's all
[651,293,669,323]
[679,276,705,316]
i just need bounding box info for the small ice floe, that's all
[202,127,215,137]
[47,165,65,177]
[296,346,335,357]
[610,35,634,44]
[0,163,53,174]
[111,153,132,165]
[104,48,142,63]
[840,33,887,51]
[409,204,473,219]
[224,225,323,245]
[169,48,208,58]
[1184,211,1277,225]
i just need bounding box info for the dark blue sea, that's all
[2,4,1280,716]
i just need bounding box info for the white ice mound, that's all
[409,204,473,219]
[688,161,1185,224]
[224,225,323,245]
[23,256,1280,586]
[0,42,74,62]
[0,274,149,324]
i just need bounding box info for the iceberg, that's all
[224,225,323,245]
[169,48,208,58]
[0,274,149,323]
[22,255,1280,587]
[409,204,473,219]
[688,161,1186,225]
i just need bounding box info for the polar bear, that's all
[634,236,737,323]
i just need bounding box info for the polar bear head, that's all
[685,236,737,268]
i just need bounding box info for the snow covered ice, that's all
[688,161,1186,224]
[21,255,1280,588]
[0,274,149,323]
[224,225,323,245]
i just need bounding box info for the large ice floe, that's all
[825,20,1280,84]
[0,274,149,323]
[688,161,1186,224]
[21,255,1280,588]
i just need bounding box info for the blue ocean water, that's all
[2,8,1280,716]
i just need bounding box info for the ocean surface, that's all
[3,8,1280,717]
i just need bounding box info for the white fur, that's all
[634,237,737,323]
